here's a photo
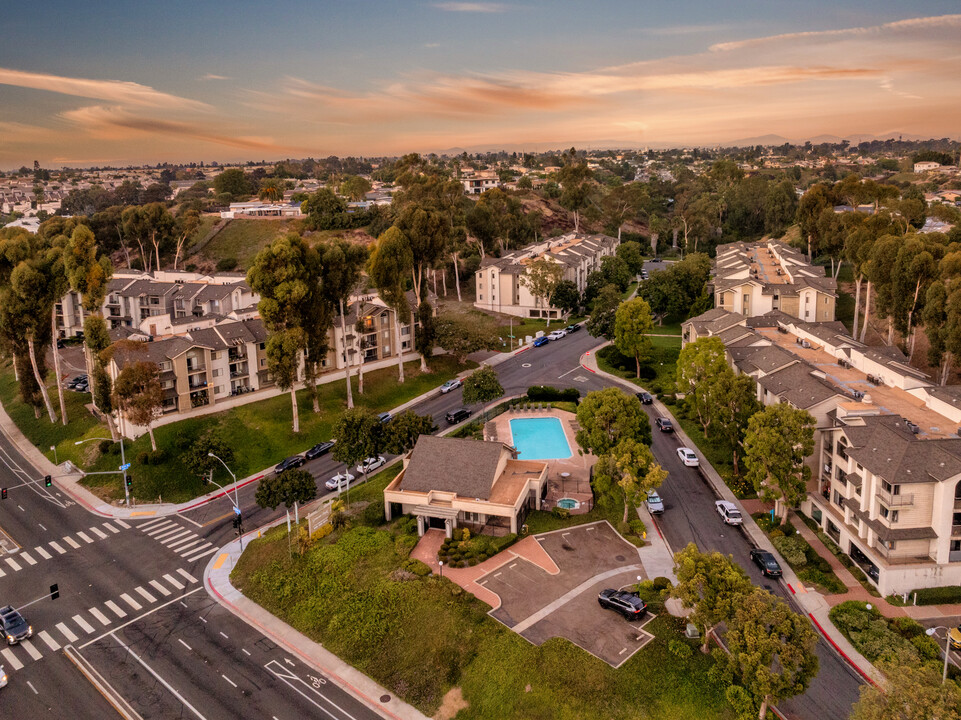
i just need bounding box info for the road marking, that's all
[0,568,5,577]
[213,553,229,570]
[557,366,579,378]
[72,615,95,634]
[149,580,171,597]
[89,527,108,539]
[167,534,200,550]
[114,519,132,529]
[143,520,176,535]
[1,647,23,670]
[37,523,46,531]
[56,622,78,643]
[242,648,251,656]
[201,512,234,527]
[184,546,218,562]
[33,546,51,560]
[265,660,359,720]
[176,568,197,583]
[163,574,185,590]
[128,511,155,518]
[102,522,120,534]
[20,551,36,565]
[199,616,207,624]
[178,639,192,651]
[137,517,167,530]
[76,531,94,544]
[26,680,38,694]
[175,539,205,554]
[160,530,193,545]
[49,541,66,554]
[20,639,42,661]
[38,630,60,651]
[104,600,127,618]
[135,586,157,603]
[120,593,142,611]
[5,557,21,571]
[63,536,80,549]
[147,523,179,538]
[219,631,229,639]
[88,607,111,626]
[222,674,237,688]
[153,526,187,541]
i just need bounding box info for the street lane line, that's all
[63,536,81,549]
[160,530,193,545]
[49,541,66,554]
[222,674,237,688]
[88,607,111,626]
[20,551,36,565]
[265,660,358,720]
[38,630,60,651]
[102,522,120,534]
[128,512,154,518]
[184,546,217,562]
[135,586,157,603]
[167,534,200,550]
[76,531,94,543]
[120,593,142,611]
[89,527,108,539]
[176,568,197,583]
[56,622,78,643]
[178,639,192,650]
[175,539,204,554]
[72,615,95,634]
[213,553,229,570]
[114,519,131,529]
[163,574,185,590]
[81,588,203,649]
[0,568,5,577]
[33,546,51,560]
[149,580,171,597]
[104,600,127,618]
[20,640,42,661]
[5,557,21,571]
[1,648,23,670]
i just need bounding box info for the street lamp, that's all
[207,452,245,550]
[926,626,954,684]
[438,561,444,578]
[75,436,129,506]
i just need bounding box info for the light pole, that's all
[75,436,129,506]
[207,452,245,550]
[926,626,953,684]
[438,561,443,578]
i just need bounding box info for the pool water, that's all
[509,417,573,460]
[557,498,579,510]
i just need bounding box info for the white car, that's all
[716,500,743,526]
[356,456,386,474]
[646,491,664,514]
[677,447,699,467]
[0,663,6,688]
[325,472,356,491]
[547,330,567,340]
[440,378,462,394]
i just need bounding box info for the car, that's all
[440,378,463,394]
[304,441,335,460]
[597,589,648,620]
[533,336,550,347]
[637,391,653,405]
[565,323,580,333]
[651,257,662,263]
[446,407,471,424]
[66,374,87,388]
[356,456,386,474]
[74,382,89,393]
[325,472,355,491]
[377,411,393,424]
[0,663,6,689]
[0,606,33,645]
[645,490,664,514]
[750,549,783,577]
[640,270,649,279]
[547,329,567,340]
[950,625,961,652]
[677,447,699,467]
[716,500,743,526]
[655,417,674,432]
[274,455,305,473]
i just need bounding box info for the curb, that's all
[807,614,879,687]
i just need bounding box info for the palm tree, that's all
[259,182,282,203]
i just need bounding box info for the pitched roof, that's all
[398,435,511,500]
[755,362,844,409]
[843,414,961,484]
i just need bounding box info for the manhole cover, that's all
[380,695,391,703]
[615,555,626,562]
[522,363,531,368]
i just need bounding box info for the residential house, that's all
[914,162,942,173]
[219,201,303,219]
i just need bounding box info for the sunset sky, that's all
[2,1,960,168]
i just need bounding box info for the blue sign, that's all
[234,506,242,515]
[119,463,131,471]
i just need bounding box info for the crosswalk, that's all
[0,568,198,675]
[0,520,130,579]
[136,518,219,563]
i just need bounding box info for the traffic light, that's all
[44,475,52,488]
[124,475,132,489]
[1,488,6,500]
[49,583,59,601]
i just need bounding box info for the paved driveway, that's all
[476,522,656,667]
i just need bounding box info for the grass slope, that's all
[198,218,301,268]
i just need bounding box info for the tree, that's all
[255,468,317,510]
[181,431,233,480]
[594,438,667,523]
[796,183,832,260]
[615,240,645,277]
[521,258,564,326]
[849,661,961,720]
[258,181,282,202]
[558,162,594,232]
[603,184,647,241]
[711,372,761,475]
[331,408,383,491]
[552,280,581,316]
[639,253,711,322]
[213,168,252,199]
[585,284,621,340]
[383,411,437,455]
[415,300,435,360]
[318,239,368,408]
[340,175,372,201]
[614,297,654,378]
[743,404,816,522]
[172,209,200,270]
[676,337,730,433]
[575,387,651,456]
[434,314,501,362]
[718,588,819,719]
[462,366,503,420]
[368,226,413,383]
[112,361,163,451]
[302,188,350,230]
[671,543,753,653]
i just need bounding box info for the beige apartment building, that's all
[474,232,619,320]
[684,307,961,595]
[711,241,837,322]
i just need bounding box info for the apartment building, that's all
[474,232,619,319]
[711,241,837,322]
[461,176,501,195]
[683,307,961,595]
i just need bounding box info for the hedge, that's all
[526,385,580,403]
[908,585,961,605]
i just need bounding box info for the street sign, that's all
[119,463,131,471]
[234,506,241,515]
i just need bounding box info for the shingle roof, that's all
[756,362,843,409]
[843,415,961,484]
[398,435,511,500]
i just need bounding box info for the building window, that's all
[211,352,219,360]
[212,369,221,378]
[879,506,899,523]
[832,490,843,508]
[214,386,222,395]
[479,294,483,300]
[401,326,410,336]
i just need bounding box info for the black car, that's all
[274,455,306,473]
[305,441,335,460]
[0,606,32,645]
[750,549,783,577]
[565,323,580,333]
[446,407,471,424]
[597,589,647,620]
[637,391,653,405]
[655,417,674,432]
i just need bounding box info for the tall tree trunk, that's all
[617,225,622,241]
[452,251,462,302]
[701,625,714,654]
[807,234,813,262]
[153,234,161,272]
[906,278,923,360]
[859,281,872,342]
[339,299,353,409]
[51,307,68,425]
[942,355,952,386]
[147,424,157,452]
[104,409,120,441]
[759,697,769,720]
[413,308,428,372]
[355,300,365,395]
[432,268,438,296]
[887,317,894,346]
[27,337,57,423]
[290,386,300,434]
[116,226,132,268]
[394,309,406,383]
[833,258,843,280]
[852,276,862,338]
[442,267,447,297]
[622,491,630,524]
[574,210,580,233]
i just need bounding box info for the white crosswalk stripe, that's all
[145,521,177,536]
[56,622,78,643]
[1,648,23,670]
[137,517,167,531]
[174,539,204,554]
[120,593,142,611]
[184,546,218,562]
[160,530,193,545]
[20,552,36,566]
[0,568,5,578]
[72,614,95,634]
[38,630,60,652]
[114,519,131,529]
[5,557,21,571]
[149,580,171,597]
[20,640,42,661]
[153,526,185,541]
[76,531,94,543]
[49,541,66,554]
[162,573,185,590]
[34,546,52,560]
[64,536,80,549]
[103,522,120,534]
[168,535,200,550]
[134,586,157,603]
[90,527,108,540]
[88,607,111,626]
[104,600,127,618]
[177,568,198,583]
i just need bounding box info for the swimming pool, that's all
[509,417,573,460]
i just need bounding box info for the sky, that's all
[2,1,960,168]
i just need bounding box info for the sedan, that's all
[0,663,6,688]
[547,330,567,340]
[646,491,664,514]
[274,455,306,473]
[655,417,674,433]
[565,324,580,333]
[356,456,386,474]
[676,447,699,467]
[0,606,32,645]
[533,336,550,347]
[325,472,355,491]
[597,589,648,620]
[750,549,783,578]
[305,441,335,460]
[440,378,463,394]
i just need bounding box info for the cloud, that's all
[432,2,507,12]
[0,67,209,110]
[199,73,230,81]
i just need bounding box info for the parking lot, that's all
[476,522,657,667]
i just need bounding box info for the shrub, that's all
[652,576,672,591]
[910,585,961,605]
[797,567,847,594]
[526,385,580,403]
[669,639,693,659]
[628,518,646,537]
[551,507,571,519]
[772,535,808,567]
[769,528,785,540]
[492,533,518,553]
[911,634,942,661]
[360,501,385,527]
[148,448,167,465]
[461,528,470,541]
[98,439,113,454]
[310,523,333,541]
[216,257,238,271]
[402,559,432,577]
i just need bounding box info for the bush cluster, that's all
[526,385,580,403]
[668,639,694,659]
[909,585,961,605]
[437,533,518,568]
[829,601,939,667]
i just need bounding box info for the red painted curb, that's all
[807,613,878,686]
[513,346,530,356]
[580,364,596,374]
[649,516,664,541]
[787,583,796,595]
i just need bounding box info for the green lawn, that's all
[622,282,638,300]
[595,336,681,395]
[184,215,219,254]
[198,218,302,269]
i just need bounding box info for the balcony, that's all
[954,498,961,511]
[953,525,961,537]
[878,489,914,508]
[229,364,249,378]
[188,378,208,390]
[228,348,247,361]
[186,362,205,374]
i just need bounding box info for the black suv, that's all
[637,391,653,405]
[305,441,335,460]
[446,407,471,424]
[597,589,647,620]
[750,549,783,578]
[274,455,306,473]
[655,417,674,432]
[1,606,32,645]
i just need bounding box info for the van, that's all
[446,407,471,424]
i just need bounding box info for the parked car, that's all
[305,441,335,460]
[715,500,743,526]
[0,663,6,688]
[637,391,653,405]
[676,447,699,467]
[640,270,649,280]
[597,589,648,620]
[74,382,89,393]
[655,417,674,432]
[750,549,783,577]
[651,257,662,263]
[66,374,87,389]
[274,455,305,473]
[0,606,32,645]
[565,323,580,333]
[356,456,386,474]
[547,329,567,340]
[377,411,393,424]
[949,625,961,651]
[439,378,463,394]
[446,407,471,424]
[645,490,664,514]
[325,472,355,491]
[533,336,550,347]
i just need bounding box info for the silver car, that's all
[646,491,664,514]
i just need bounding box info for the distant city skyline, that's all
[2,2,960,168]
